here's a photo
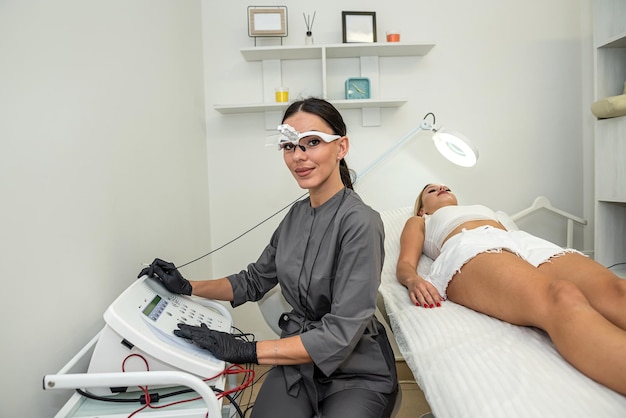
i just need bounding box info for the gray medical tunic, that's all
[227,188,396,401]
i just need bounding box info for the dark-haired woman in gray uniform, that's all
[140,98,398,417]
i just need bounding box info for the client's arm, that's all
[397,216,444,307]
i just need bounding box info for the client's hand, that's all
[174,323,258,364]
[137,258,192,296]
[405,275,444,308]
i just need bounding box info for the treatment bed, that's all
[378,197,626,418]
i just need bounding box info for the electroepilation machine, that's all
[44,276,233,417]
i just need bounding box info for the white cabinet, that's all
[213,43,435,128]
[593,0,626,277]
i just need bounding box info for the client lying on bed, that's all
[396,183,626,396]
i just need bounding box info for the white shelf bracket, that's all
[361,56,381,126]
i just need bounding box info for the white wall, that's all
[0,0,593,415]
[202,0,594,339]
[0,1,211,416]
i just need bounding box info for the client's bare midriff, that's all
[442,220,506,247]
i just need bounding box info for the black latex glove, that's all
[174,323,258,364]
[137,258,192,296]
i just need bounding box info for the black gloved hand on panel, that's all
[174,323,258,364]
[137,258,192,296]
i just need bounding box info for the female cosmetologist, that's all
[140,98,398,417]
[397,183,626,395]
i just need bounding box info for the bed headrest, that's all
[379,207,414,284]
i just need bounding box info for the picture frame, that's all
[248,6,288,37]
[342,11,377,43]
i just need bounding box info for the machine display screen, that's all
[142,295,163,318]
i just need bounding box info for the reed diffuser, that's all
[303,12,316,45]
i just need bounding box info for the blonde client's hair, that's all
[413,184,431,216]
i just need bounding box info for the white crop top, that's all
[423,204,498,259]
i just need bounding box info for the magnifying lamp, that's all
[356,112,478,181]
[423,113,478,167]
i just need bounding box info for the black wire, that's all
[236,364,274,418]
[213,388,245,418]
[75,388,139,403]
[251,364,273,383]
[174,113,432,271]
[76,386,205,402]
[243,404,255,417]
[75,384,242,411]
[230,325,247,335]
[159,387,193,398]
[228,364,255,406]
[175,192,307,270]
[607,262,626,270]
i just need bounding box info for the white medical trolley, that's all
[44,276,235,417]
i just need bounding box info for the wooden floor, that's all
[396,359,431,418]
[223,361,432,417]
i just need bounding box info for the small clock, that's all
[345,77,371,99]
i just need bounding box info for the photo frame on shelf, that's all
[342,11,377,43]
[248,6,288,38]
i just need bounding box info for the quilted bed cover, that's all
[378,207,626,418]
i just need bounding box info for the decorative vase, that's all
[305,31,314,45]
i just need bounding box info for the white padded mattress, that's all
[378,207,626,418]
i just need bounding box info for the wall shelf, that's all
[213,42,435,127]
[593,0,626,269]
[597,32,626,48]
[214,98,408,114]
[239,43,434,61]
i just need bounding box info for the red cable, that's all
[120,354,256,417]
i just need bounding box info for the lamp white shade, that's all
[432,129,478,167]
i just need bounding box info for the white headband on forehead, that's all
[275,124,341,150]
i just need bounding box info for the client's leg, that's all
[446,251,626,395]
[538,252,626,330]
